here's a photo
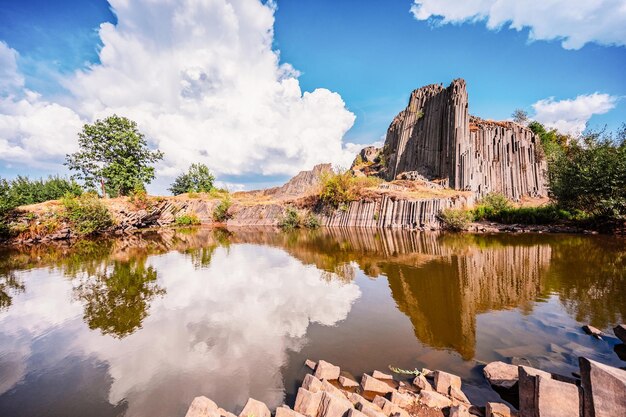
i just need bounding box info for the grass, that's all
[212,197,232,222]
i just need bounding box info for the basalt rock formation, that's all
[380,79,547,200]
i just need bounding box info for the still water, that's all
[0,228,624,417]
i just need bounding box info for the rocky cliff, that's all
[380,79,547,200]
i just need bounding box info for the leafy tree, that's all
[0,175,82,210]
[65,115,163,197]
[512,109,529,125]
[169,163,215,195]
[74,259,165,338]
[550,125,626,219]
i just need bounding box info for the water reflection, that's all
[0,228,624,417]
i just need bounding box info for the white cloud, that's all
[0,0,359,186]
[531,93,618,135]
[410,0,626,49]
[0,41,24,92]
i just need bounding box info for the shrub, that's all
[62,193,113,235]
[212,197,232,222]
[278,208,320,230]
[174,214,201,226]
[129,187,151,210]
[319,170,381,209]
[438,208,472,231]
[0,175,83,209]
[169,163,215,195]
[303,213,321,229]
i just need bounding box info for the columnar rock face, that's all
[381,79,547,200]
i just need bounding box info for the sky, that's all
[0,0,625,193]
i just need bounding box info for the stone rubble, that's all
[185,357,626,417]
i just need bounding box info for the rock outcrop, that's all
[380,79,547,200]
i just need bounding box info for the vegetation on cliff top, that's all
[169,163,216,195]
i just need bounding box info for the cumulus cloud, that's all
[531,93,618,135]
[410,0,626,49]
[0,0,358,186]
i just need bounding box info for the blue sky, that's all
[0,0,624,191]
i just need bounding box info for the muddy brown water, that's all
[0,228,624,417]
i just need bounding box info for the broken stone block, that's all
[449,386,470,404]
[390,390,413,407]
[347,409,368,417]
[316,391,353,417]
[372,396,408,417]
[295,388,323,417]
[339,376,359,388]
[449,404,471,417]
[276,407,307,417]
[239,398,270,417]
[346,393,366,407]
[306,360,318,370]
[361,374,394,394]
[412,375,433,391]
[418,391,452,409]
[315,360,341,381]
[185,396,219,417]
[518,365,558,417]
[579,357,626,417]
[614,325,626,344]
[614,344,626,361]
[485,403,510,417]
[321,380,346,399]
[304,374,323,393]
[433,371,462,394]
[582,325,603,339]
[357,402,386,417]
[372,370,393,380]
[421,368,434,379]
[484,362,550,389]
[536,375,580,417]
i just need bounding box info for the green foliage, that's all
[319,170,381,209]
[129,186,151,210]
[212,197,232,222]
[62,193,114,235]
[528,121,569,162]
[65,115,163,197]
[472,192,511,219]
[549,126,626,220]
[0,175,83,213]
[438,208,472,231]
[174,214,201,226]
[278,207,320,230]
[169,163,215,195]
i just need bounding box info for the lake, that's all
[0,228,624,417]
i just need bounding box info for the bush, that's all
[174,214,201,226]
[438,208,472,231]
[549,126,626,220]
[62,193,113,235]
[0,175,83,210]
[278,208,320,230]
[319,170,381,209]
[169,163,215,195]
[212,197,232,222]
[129,187,151,210]
[303,213,321,229]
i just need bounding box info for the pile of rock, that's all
[483,357,626,417]
[185,359,505,417]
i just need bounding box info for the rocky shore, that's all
[185,330,626,417]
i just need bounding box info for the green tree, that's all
[169,163,215,195]
[65,115,163,197]
[550,126,626,219]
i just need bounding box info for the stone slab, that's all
[579,357,626,417]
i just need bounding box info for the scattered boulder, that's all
[518,365,558,417]
[317,391,353,417]
[276,407,307,417]
[346,393,367,407]
[483,362,550,389]
[304,374,323,393]
[412,375,433,391]
[315,361,341,381]
[356,403,386,417]
[449,404,471,417]
[185,396,219,417]
[372,396,409,417]
[390,390,413,407]
[239,398,270,417]
[536,375,580,417]
[295,388,323,417]
[361,374,394,394]
[614,325,626,344]
[418,391,452,409]
[433,371,461,394]
[372,370,393,380]
[321,380,346,399]
[579,357,626,417]
[582,325,603,339]
[347,409,368,417]
[218,408,237,417]
[339,376,359,388]
[485,403,510,417]
[449,386,470,404]
[306,360,318,370]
